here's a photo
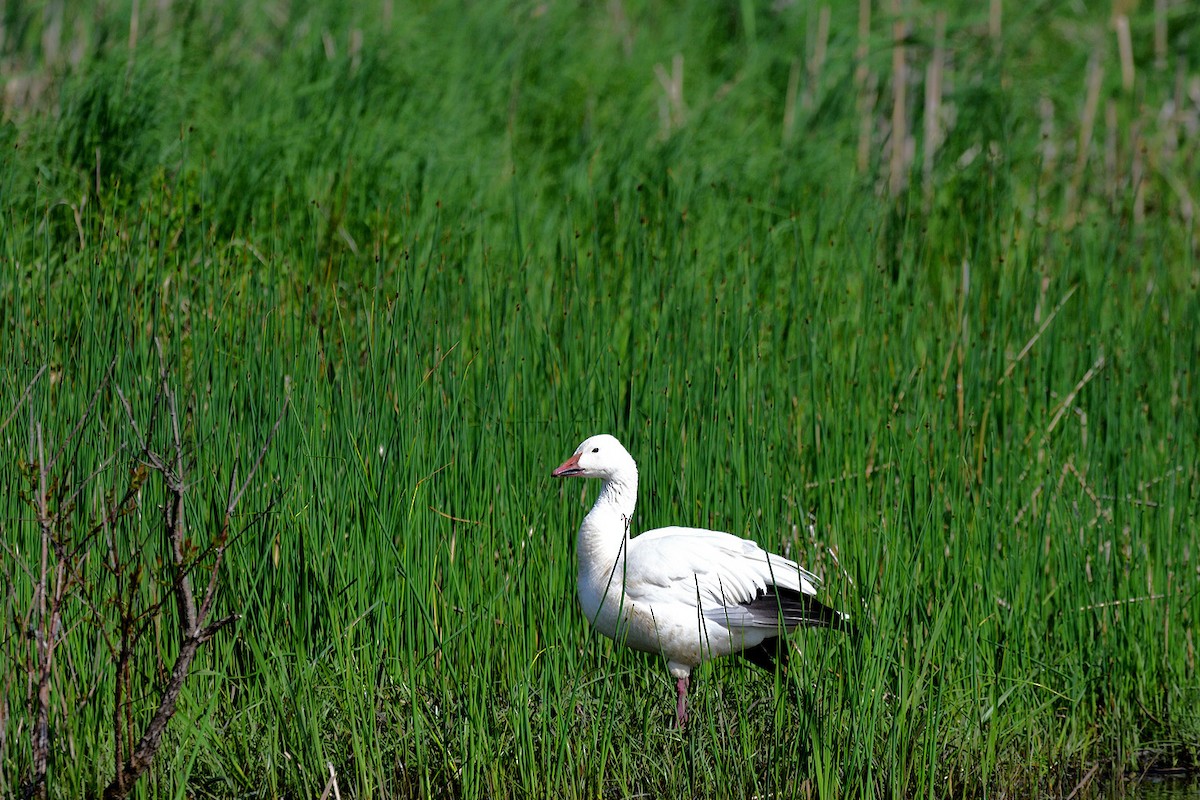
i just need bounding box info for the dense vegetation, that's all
[2,1,1198,797]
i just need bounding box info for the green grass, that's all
[2,0,1199,797]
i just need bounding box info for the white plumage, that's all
[552,433,850,727]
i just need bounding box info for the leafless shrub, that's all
[9,348,287,799]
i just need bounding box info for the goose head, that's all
[551,434,637,481]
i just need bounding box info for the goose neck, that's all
[576,471,638,575]
[595,471,637,520]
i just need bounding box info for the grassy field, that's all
[2,0,1199,797]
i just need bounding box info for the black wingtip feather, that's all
[748,585,855,631]
[735,586,860,673]
[739,638,788,672]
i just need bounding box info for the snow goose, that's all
[552,434,851,728]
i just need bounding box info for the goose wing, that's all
[625,527,839,630]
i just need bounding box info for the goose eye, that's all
[591,447,599,453]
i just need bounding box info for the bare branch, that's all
[30,425,52,796]
[102,612,234,800]
[115,386,168,475]
[48,355,117,474]
[0,537,38,585]
[195,395,290,628]
[227,394,290,517]
[195,547,228,630]
[22,357,285,800]
[164,358,185,492]
[161,380,198,639]
[131,501,274,645]
[61,452,119,524]
[0,364,46,437]
[28,423,73,800]
[198,613,240,642]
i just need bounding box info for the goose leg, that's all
[674,676,690,729]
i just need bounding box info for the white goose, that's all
[552,434,852,728]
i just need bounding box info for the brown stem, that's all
[0,364,46,437]
[102,615,239,800]
[48,355,116,474]
[164,378,199,638]
[102,379,287,799]
[29,427,53,798]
